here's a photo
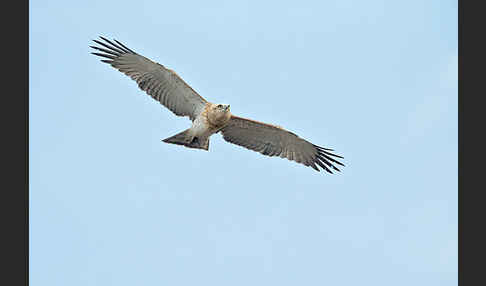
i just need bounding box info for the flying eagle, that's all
[90,37,344,173]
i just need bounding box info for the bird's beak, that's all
[225,105,230,110]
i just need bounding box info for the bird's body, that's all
[91,36,345,173]
[164,103,232,151]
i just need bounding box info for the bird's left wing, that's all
[90,36,207,121]
[221,116,344,173]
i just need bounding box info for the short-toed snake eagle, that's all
[91,37,344,173]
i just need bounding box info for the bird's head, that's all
[208,103,232,127]
[216,103,230,111]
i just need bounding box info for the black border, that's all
[3,0,28,284]
[459,0,480,284]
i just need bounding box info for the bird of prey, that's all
[90,36,344,173]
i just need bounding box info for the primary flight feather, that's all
[90,36,344,173]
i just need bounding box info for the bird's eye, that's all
[217,104,222,108]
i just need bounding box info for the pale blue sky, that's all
[30,0,457,285]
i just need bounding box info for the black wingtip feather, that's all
[316,146,344,159]
[315,159,333,174]
[324,151,344,159]
[109,39,130,53]
[90,36,137,63]
[90,45,120,56]
[318,151,345,167]
[309,144,345,173]
[93,38,125,55]
[91,52,116,59]
[317,154,341,172]
[99,36,129,54]
[114,39,136,54]
[313,144,334,151]
[310,164,320,172]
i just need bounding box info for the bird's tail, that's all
[162,129,209,151]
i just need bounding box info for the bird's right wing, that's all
[221,116,344,173]
[90,36,207,121]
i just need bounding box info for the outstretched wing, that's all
[221,116,344,173]
[90,36,207,121]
